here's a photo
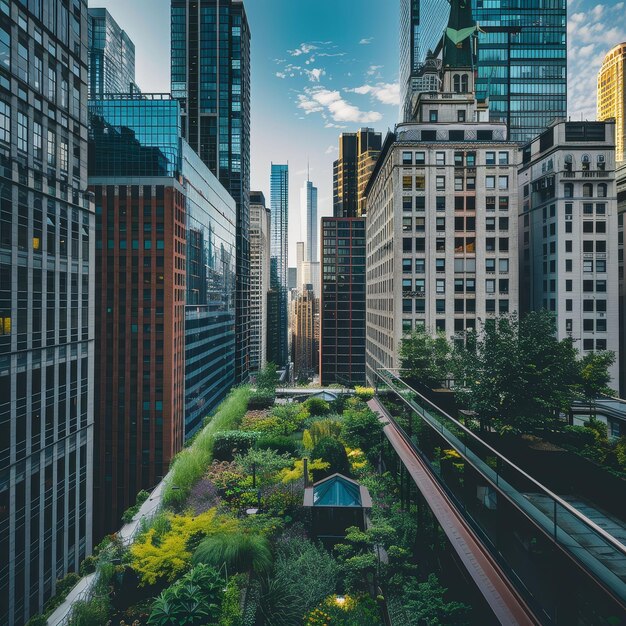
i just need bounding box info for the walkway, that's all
[369,398,540,626]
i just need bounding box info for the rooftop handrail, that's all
[376,368,626,557]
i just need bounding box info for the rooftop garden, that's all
[47,366,472,626]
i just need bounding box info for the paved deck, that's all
[369,398,540,626]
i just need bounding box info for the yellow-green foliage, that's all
[130,509,239,585]
[346,448,368,473]
[354,386,375,401]
[241,403,309,436]
[279,458,329,484]
[303,419,343,451]
[163,386,251,507]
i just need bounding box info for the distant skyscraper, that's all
[269,164,289,366]
[598,43,626,163]
[288,267,297,291]
[171,0,251,383]
[250,191,270,373]
[88,8,139,97]
[0,3,94,624]
[292,285,318,379]
[401,0,567,142]
[333,128,382,218]
[301,177,318,262]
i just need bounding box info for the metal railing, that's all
[375,368,626,610]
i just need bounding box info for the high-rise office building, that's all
[292,285,318,379]
[0,2,94,624]
[366,0,519,383]
[618,162,626,397]
[320,218,366,386]
[301,177,318,262]
[288,267,297,291]
[333,128,382,218]
[171,0,251,383]
[401,0,567,143]
[88,8,139,98]
[598,43,626,163]
[268,164,289,366]
[250,191,270,373]
[89,94,236,537]
[400,0,450,122]
[519,121,620,387]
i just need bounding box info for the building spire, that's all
[442,0,476,68]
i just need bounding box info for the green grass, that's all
[162,386,251,508]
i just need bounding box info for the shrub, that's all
[255,434,299,456]
[121,488,152,524]
[305,397,331,416]
[218,574,245,626]
[213,430,260,461]
[25,615,47,626]
[256,362,280,391]
[234,448,293,486]
[193,532,273,576]
[341,407,384,461]
[311,437,350,481]
[248,391,275,410]
[269,403,309,435]
[42,572,81,615]
[355,386,375,401]
[148,564,224,626]
[306,594,383,626]
[561,425,596,448]
[163,386,250,507]
[130,509,239,585]
[303,419,343,450]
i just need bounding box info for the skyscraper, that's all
[333,128,381,218]
[250,191,270,373]
[88,8,139,98]
[0,2,94,624]
[401,0,567,143]
[268,164,289,366]
[598,43,626,163]
[171,0,251,382]
[301,177,318,262]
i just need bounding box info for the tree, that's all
[311,437,351,480]
[453,311,580,433]
[341,407,384,462]
[400,329,451,389]
[234,448,293,486]
[256,362,279,391]
[578,351,616,418]
[401,574,470,626]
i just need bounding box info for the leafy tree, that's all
[256,362,280,391]
[303,419,343,450]
[279,458,329,484]
[453,311,580,433]
[578,351,616,418]
[304,397,331,416]
[341,407,384,462]
[234,447,293,486]
[400,329,452,389]
[311,437,351,480]
[192,532,273,576]
[401,573,470,626]
[269,403,309,435]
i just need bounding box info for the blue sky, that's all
[90,0,626,265]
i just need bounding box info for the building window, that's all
[415,151,426,165]
[415,258,425,273]
[436,258,445,272]
[485,152,496,166]
[402,151,413,165]
[436,217,445,231]
[498,152,509,165]
[436,196,445,211]
[486,279,495,293]
[457,110,466,122]
[47,130,56,166]
[598,183,607,198]
[498,176,509,190]
[436,299,445,313]
[402,175,412,190]
[436,152,445,166]
[415,176,425,190]
[402,258,412,273]
[436,176,445,190]
[0,100,9,143]
[430,110,438,122]
[402,196,413,211]
[436,279,445,293]
[454,177,464,192]
[583,183,593,198]
[581,154,590,171]
[17,112,28,152]
[486,176,495,189]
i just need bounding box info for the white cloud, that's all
[297,86,382,123]
[289,43,318,57]
[359,37,374,45]
[325,145,339,154]
[276,72,286,79]
[367,65,383,76]
[348,82,401,106]
[567,2,626,119]
[304,68,325,83]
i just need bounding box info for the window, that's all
[415,258,425,273]
[499,300,509,313]
[498,176,509,190]
[454,177,464,192]
[415,151,425,165]
[47,130,55,166]
[596,221,606,233]
[415,196,425,211]
[596,203,606,215]
[466,177,476,190]
[598,183,607,198]
[564,183,573,198]
[499,217,509,231]
[453,74,461,92]
[582,154,590,171]
[436,279,445,294]
[466,152,476,167]
[415,176,425,190]
[583,183,593,198]
[457,110,466,122]
[402,176,412,190]
[403,238,412,253]
[583,203,593,215]
[436,299,445,313]
[0,100,9,143]
[583,319,594,332]
[436,176,445,190]
[596,259,606,273]
[402,258,412,273]
[60,140,68,172]
[415,217,425,232]
[499,259,509,273]
[17,112,28,152]
[436,152,445,166]
[402,151,413,165]
[486,299,496,313]
[485,152,496,165]
[455,279,464,293]
[583,280,593,292]
[402,299,412,313]
[566,259,573,272]
[486,279,495,293]
[415,238,425,252]
[498,238,509,252]
[486,176,495,189]
[486,217,495,231]
[402,217,412,232]
[33,121,42,159]
[498,151,509,165]
[415,278,425,293]
[597,319,607,332]
[436,196,445,211]
[596,280,607,292]
[430,110,438,122]
[436,217,445,231]
[583,222,593,233]
[402,196,412,211]
[454,152,464,167]
[402,279,412,292]
[565,240,572,253]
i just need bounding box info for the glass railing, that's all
[375,368,626,623]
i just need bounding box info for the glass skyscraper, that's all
[401,0,567,142]
[269,163,289,366]
[171,0,251,383]
[88,8,139,98]
[0,2,94,624]
[302,178,318,263]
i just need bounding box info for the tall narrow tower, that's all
[301,175,318,263]
[598,43,626,163]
